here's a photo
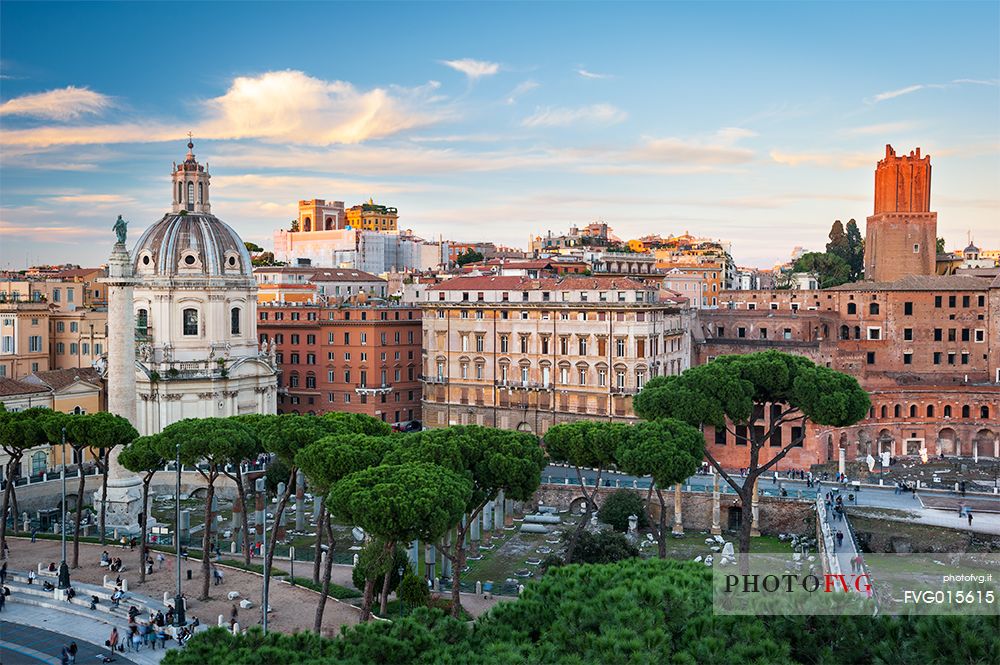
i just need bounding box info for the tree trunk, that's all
[10,484,19,536]
[0,461,15,558]
[263,467,295,583]
[378,542,395,617]
[72,464,85,568]
[200,479,215,601]
[98,452,110,546]
[737,486,753,575]
[565,467,602,563]
[360,576,377,622]
[138,476,151,584]
[312,503,325,584]
[312,515,334,633]
[448,526,468,617]
[234,473,251,566]
[655,488,667,559]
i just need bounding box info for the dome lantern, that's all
[172,134,211,214]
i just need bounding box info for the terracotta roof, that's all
[827,275,993,292]
[24,367,102,391]
[49,268,104,280]
[434,275,655,291]
[0,377,50,397]
[253,267,318,274]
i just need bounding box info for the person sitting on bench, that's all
[47,562,57,572]
[111,589,124,607]
[42,580,55,591]
[100,551,110,567]
[27,570,36,585]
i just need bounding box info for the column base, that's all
[710,526,722,535]
[672,524,684,536]
[750,528,761,537]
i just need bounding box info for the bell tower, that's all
[863,145,936,281]
[171,135,212,214]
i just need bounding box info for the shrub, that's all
[397,572,430,609]
[567,529,638,565]
[597,490,648,532]
[351,540,409,596]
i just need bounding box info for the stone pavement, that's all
[1,604,156,664]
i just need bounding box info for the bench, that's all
[103,575,128,592]
[162,591,188,610]
[35,563,59,577]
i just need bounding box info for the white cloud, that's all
[0,86,113,120]
[577,69,612,80]
[439,59,500,79]
[0,71,448,149]
[522,103,627,128]
[50,194,133,204]
[870,84,926,103]
[505,80,539,105]
[624,127,756,168]
[867,78,998,104]
[769,149,872,169]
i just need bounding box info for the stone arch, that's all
[975,429,996,459]
[303,216,312,232]
[325,216,334,230]
[826,434,834,461]
[937,427,957,456]
[877,428,894,456]
[189,486,209,500]
[857,430,872,457]
[516,421,533,433]
[568,496,592,516]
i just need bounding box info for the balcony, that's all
[494,380,553,391]
[419,374,449,385]
[355,383,392,395]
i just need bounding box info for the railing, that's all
[494,380,553,391]
[354,383,392,395]
[419,374,449,385]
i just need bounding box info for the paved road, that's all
[1,614,140,665]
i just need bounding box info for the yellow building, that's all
[0,297,50,378]
[346,198,398,232]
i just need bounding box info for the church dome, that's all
[132,213,253,278]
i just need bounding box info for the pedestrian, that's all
[60,645,70,665]
[157,553,165,570]
[836,530,844,548]
[0,587,5,612]
[68,641,78,664]
[1,562,7,584]
[958,502,965,517]
[3,542,9,559]
[968,512,973,527]
[108,627,119,653]
[27,569,36,585]
[231,603,238,623]
[31,527,37,543]
[131,627,142,652]
[912,484,917,499]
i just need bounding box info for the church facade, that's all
[113,141,279,436]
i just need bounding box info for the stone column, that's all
[441,532,452,578]
[408,540,419,572]
[495,491,506,532]
[232,496,242,531]
[838,448,846,475]
[672,483,684,535]
[295,470,305,532]
[312,495,323,520]
[711,472,722,535]
[96,240,143,534]
[503,492,514,527]
[481,502,493,545]
[750,478,761,537]
[424,543,436,580]
[469,511,480,554]
[255,484,265,540]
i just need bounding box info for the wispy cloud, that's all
[867,78,999,103]
[505,80,539,105]
[522,103,627,128]
[577,68,613,80]
[769,149,871,169]
[50,194,133,204]
[843,121,919,136]
[0,86,113,120]
[0,71,449,149]
[439,58,500,79]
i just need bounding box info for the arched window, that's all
[894,405,901,418]
[982,406,991,419]
[198,182,204,204]
[909,405,917,418]
[944,405,952,418]
[853,326,860,340]
[926,405,934,417]
[325,216,334,230]
[72,406,84,415]
[289,372,300,388]
[177,182,183,203]
[839,325,849,340]
[31,451,47,476]
[303,217,312,232]
[869,303,880,315]
[230,307,241,335]
[182,308,199,336]
[847,303,857,315]
[962,405,970,418]
[136,308,148,336]
[880,405,887,418]
[186,182,194,211]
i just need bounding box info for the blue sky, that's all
[1,1,997,269]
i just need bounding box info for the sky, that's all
[1,1,998,269]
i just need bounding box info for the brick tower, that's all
[863,145,937,281]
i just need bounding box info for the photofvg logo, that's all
[713,554,1000,616]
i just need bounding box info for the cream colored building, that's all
[414,275,692,434]
[0,298,50,378]
[123,141,279,435]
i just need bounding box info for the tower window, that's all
[182,308,199,336]
[913,244,920,253]
[186,182,194,211]
[184,255,196,265]
[136,309,148,336]
[231,307,241,335]
[198,182,204,204]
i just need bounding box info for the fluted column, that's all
[671,483,684,535]
[711,472,722,535]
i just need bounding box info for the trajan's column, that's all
[97,216,145,534]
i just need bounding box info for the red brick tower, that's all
[863,145,937,281]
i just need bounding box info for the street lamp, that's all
[256,476,269,634]
[57,426,70,591]
[174,443,185,627]
[398,566,405,618]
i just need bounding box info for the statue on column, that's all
[113,215,129,245]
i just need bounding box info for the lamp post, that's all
[256,476,269,634]
[174,443,185,627]
[57,426,70,590]
[398,565,405,618]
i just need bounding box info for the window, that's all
[866,351,875,365]
[615,371,626,390]
[981,406,990,419]
[499,335,509,353]
[869,303,879,315]
[230,307,241,335]
[944,405,952,418]
[948,295,956,308]
[759,328,768,340]
[961,352,969,365]
[578,337,588,355]
[948,329,956,342]
[714,427,727,445]
[933,352,941,365]
[926,405,934,417]
[615,338,625,357]
[904,302,913,315]
[894,405,901,417]
[867,327,881,340]
[961,328,970,342]
[909,405,917,418]
[578,368,587,385]
[31,451,47,476]
[903,352,912,365]
[28,335,42,352]
[934,328,943,341]
[597,369,607,386]
[847,303,857,315]
[934,295,942,308]
[903,328,913,341]
[519,336,529,353]
[913,243,920,253]
[975,329,985,343]
[475,335,485,352]
[783,328,792,340]
[737,327,746,338]
[880,405,887,418]
[962,405,970,418]
[962,295,970,308]
[182,308,198,335]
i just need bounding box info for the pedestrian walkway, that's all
[1,602,166,665]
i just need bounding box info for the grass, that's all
[374,597,472,621]
[218,558,287,577]
[283,576,361,600]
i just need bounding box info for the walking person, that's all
[31,527,37,543]
[836,530,844,548]
[231,603,238,625]
[968,512,973,527]
[1,562,7,585]
[157,553,165,571]
[0,586,5,613]
[107,627,119,654]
